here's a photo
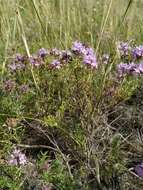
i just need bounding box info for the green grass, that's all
[0,0,142,76]
[0,0,141,51]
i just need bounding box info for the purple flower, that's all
[117,62,136,76]
[29,55,44,67]
[127,62,137,72]
[132,63,143,75]
[83,54,97,68]
[132,45,143,59]
[72,41,98,68]
[83,47,95,56]
[117,42,131,57]
[17,63,25,70]
[117,62,143,76]
[82,46,98,68]
[117,63,126,75]
[4,80,16,92]
[134,163,143,177]
[137,63,143,74]
[60,50,72,62]
[72,41,94,56]
[8,148,27,166]
[8,62,25,72]
[8,54,26,72]
[8,63,17,71]
[51,60,61,69]
[50,48,62,56]
[14,53,25,63]
[71,41,86,54]
[19,84,29,93]
[38,48,49,58]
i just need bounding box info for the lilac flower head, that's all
[117,61,143,76]
[4,80,16,92]
[29,55,44,67]
[19,84,29,93]
[60,50,72,62]
[8,62,25,72]
[83,54,97,68]
[8,148,27,166]
[134,163,143,177]
[14,53,25,63]
[71,41,86,55]
[137,63,143,74]
[83,47,95,56]
[50,48,62,57]
[38,48,49,58]
[8,63,17,71]
[117,62,136,76]
[71,41,98,68]
[17,63,25,70]
[117,42,131,57]
[132,45,143,59]
[15,54,25,62]
[51,60,61,69]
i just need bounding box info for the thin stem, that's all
[96,0,113,54]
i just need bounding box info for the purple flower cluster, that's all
[50,48,62,56]
[4,80,16,92]
[8,53,26,72]
[83,54,97,68]
[60,50,72,62]
[8,62,25,72]
[117,62,143,76]
[71,41,86,54]
[117,42,131,57]
[51,60,61,69]
[72,41,98,68]
[29,55,44,67]
[132,45,143,59]
[38,48,49,58]
[8,148,27,166]
[50,49,73,68]
[117,41,143,61]
[15,53,26,63]
[19,84,29,93]
[116,41,143,77]
[7,41,98,71]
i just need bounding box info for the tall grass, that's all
[0,0,141,80]
[0,0,141,53]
